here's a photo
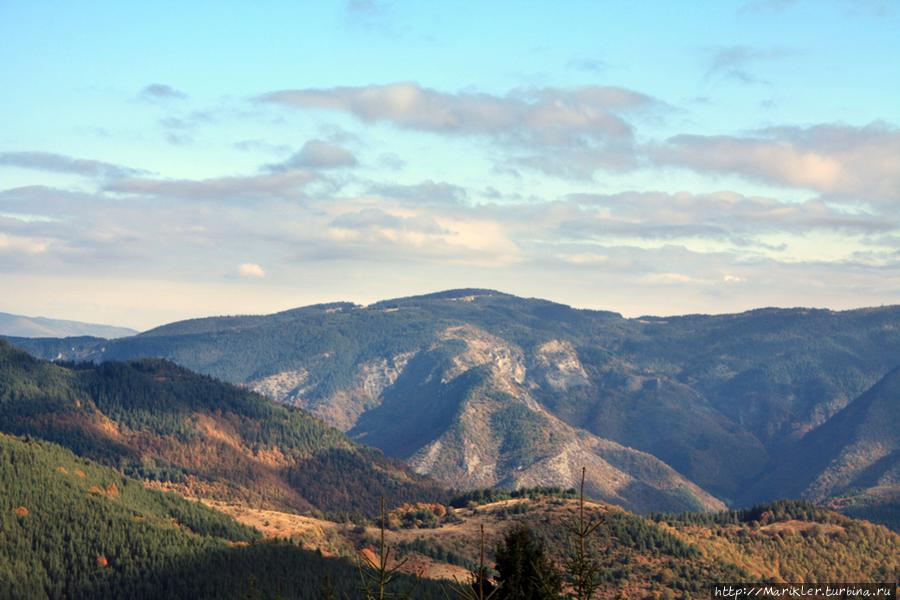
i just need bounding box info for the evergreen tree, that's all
[320,551,338,600]
[495,524,562,600]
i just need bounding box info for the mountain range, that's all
[2,294,898,597]
[0,340,447,518]
[6,288,899,522]
[0,311,137,339]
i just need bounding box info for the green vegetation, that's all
[4,297,899,599]
[649,499,838,527]
[0,432,452,599]
[842,502,900,532]
[494,524,562,599]
[2,433,897,599]
[8,289,899,510]
[444,525,498,600]
[0,340,449,518]
[395,538,476,570]
[450,487,577,508]
[287,447,450,520]
[491,401,562,470]
[648,500,899,584]
[563,468,604,600]
[356,498,419,600]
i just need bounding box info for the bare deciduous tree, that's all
[563,467,604,600]
[357,497,412,599]
[445,524,500,600]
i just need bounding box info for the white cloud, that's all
[238,263,266,278]
[260,82,649,141]
[652,122,900,203]
[260,83,659,176]
[557,191,891,242]
[3,173,898,324]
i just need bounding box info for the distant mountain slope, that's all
[0,432,445,599]
[0,340,448,517]
[0,311,137,338]
[836,489,900,533]
[651,500,899,585]
[7,289,900,509]
[351,324,724,513]
[743,367,899,506]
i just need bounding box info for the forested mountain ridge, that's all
[7,289,900,515]
[0,432,446,599]
[744,366,899,514]
[0,340,448,517]
[349,323,724,513]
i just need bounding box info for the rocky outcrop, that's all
[393,326,724,512]
[250,353,413,431]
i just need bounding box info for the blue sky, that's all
[1,0,899,329]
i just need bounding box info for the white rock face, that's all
[356,352,414,403]
[404,325,725,512]
[249,369,309,401]
[250,352,413,431]
[440,325,526,390]
[533,339,589,391]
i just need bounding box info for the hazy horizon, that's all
[3,286,899,333]
[2,1,899,329]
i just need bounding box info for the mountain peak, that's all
[372,288,511,305]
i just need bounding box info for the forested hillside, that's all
[743,367,899,505]
[0,344,895,597]
[0,433,446,599]
[0,340,448,518]
[7,289,900,516]
[202,492,900,599]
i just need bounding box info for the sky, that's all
[1,0,899,330]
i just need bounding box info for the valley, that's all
[9,289,899,524]
[3,430,896,598]
[3,292,899,597]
